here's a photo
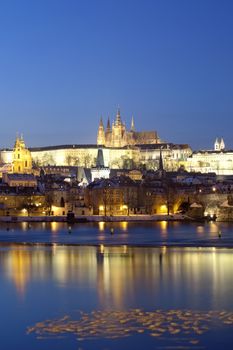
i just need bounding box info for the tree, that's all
[45,192,54,216]
[121,156,137,170]
[163,177,176,215]
[83,154,92,168]
[20,197,37,216]
[42,153,55,166]
[66,155,80,166]
[60,197,65,207]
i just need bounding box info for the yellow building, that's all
[12,136,32,174]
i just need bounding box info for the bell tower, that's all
[12,135,32,174]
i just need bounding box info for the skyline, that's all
[0,0,233,149]
[0,110,229,151]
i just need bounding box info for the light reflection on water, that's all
[0,246,233,349]
[1,245,233,310]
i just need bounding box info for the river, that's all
[1,222,233,349]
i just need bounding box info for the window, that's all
[18,154,20,159]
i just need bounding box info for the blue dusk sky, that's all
[0,0,233,150]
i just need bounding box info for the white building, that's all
[186,138,233,175]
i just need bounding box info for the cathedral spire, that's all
[131,116,135,131]
[99,116,104,128]
[116,107,122,125]
[106,116,111,132]
[159,147,163,171]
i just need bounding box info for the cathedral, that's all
[97,109,161,147]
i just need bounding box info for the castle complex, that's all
[0,109,193,174]
[0,109,191,172]
[1,111,233,176]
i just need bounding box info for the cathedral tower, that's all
[97,117,105,146]
[130,116,135,131]
[111,109,127,147]
[105,117,111,146]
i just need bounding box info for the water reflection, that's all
[51,222,60,233]
[1,221,233,246]
[209,222,219,236]
[120,221,128,231]
[160,220,168,237]
[197,225,204,234]
[98,221,105,232]
[5,249,31,296]
[1,246,233,311]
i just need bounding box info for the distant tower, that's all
[96,148,105,167]
[12,135,32,174]
[97,117,105,146]
[159,147,164,172]
[130,116,135,132]
[214,137,225,151]
[91,148,110,181]
[214,138,220,151]
[156,147,166,178]
[220,137,225,151]
[105,117,112,147]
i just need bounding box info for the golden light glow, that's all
[51,222,59,233]
[120,221,128,231]
[160,220,168,235]
[197,225,204,234]
[51,205,64,216]
[161,246,167,254]
[160,205,167,214]
[98,221,105,231]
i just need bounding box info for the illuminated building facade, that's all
[185,139,233,175]
[85,176,140,215]
[12,136,32,174]
[97,109,161,147]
